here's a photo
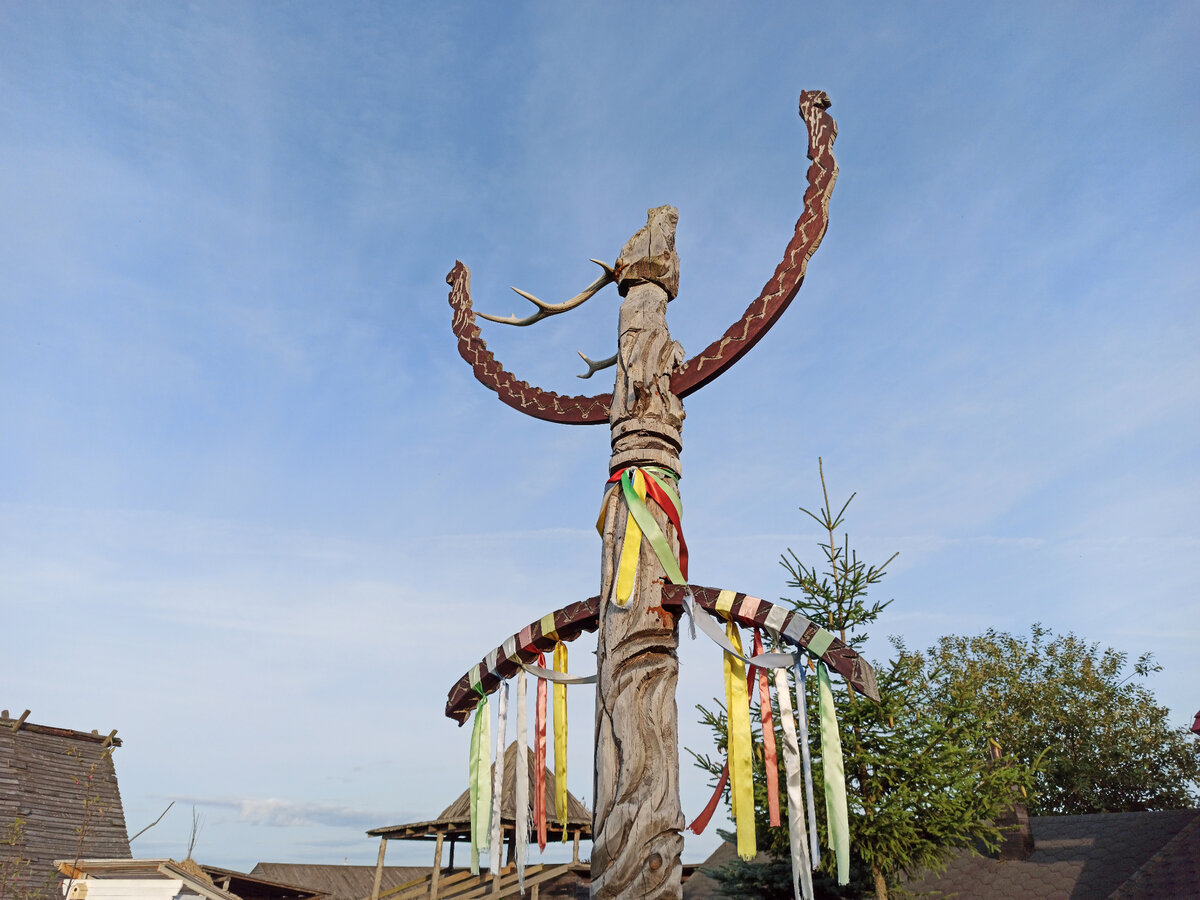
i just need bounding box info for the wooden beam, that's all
[429,832,443,899]
[11,710,30,732]
[572,832,580,865]
[370,837,387,900]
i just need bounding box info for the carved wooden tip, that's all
[799,89,832,111]
[615,205,680,300]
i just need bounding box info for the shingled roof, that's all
[0,710,131,900]
[903,808,1200,899]
[247,865,427,900]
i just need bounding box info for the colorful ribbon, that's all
[553,641,569,835]
[597,467,687,605]
[818,662,849,885]
[795,663,821,870]
[489,681,508,875]
[753,629,781,828]
[468,685,491,875]
[724,621,756,861]
[534,652,548,852]
[775,666,814,900]
[515,670,528,890]
[682,589,808,669]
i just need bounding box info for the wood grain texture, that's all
[592,482,684,899]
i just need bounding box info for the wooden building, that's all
[0,709,131,900]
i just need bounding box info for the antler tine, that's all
[577,351,618,379]
[477,259,616,327]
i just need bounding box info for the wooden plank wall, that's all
[0,716,131,900]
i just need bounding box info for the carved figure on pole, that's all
[441,91,853,899]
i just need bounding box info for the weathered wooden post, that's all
[439,91,857,900]
[592,206,686,898]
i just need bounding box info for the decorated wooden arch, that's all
[445,583,879,725]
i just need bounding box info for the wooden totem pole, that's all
[442,91,845,899]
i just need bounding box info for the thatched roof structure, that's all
[367,742,590,843]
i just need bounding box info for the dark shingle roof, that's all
[0,711,131,900]
[904,809,1200,899]
[1109,811,1200,899]
[248,864,430,900]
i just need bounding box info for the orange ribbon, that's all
[754,629,781,827]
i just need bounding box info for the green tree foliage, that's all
[925,626,1200,815]
[691,468,1033,899]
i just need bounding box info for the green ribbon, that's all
[619,470,685,585]
[468,685,491,874]
[818,662,849,885]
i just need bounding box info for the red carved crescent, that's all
[446,90,838,424]
[444,582,878,725]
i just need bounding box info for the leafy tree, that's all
[691,466,1032,899]
[925,626,1200,815]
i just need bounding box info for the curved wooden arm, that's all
[447,261,612,424]
[670,90,838,398]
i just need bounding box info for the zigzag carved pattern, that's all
[670,90,839,397]
[446,262,613,424]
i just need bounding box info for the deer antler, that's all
[478,259,616,326]
[577,351,617,379]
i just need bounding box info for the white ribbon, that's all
[515,670,529,891]
[796,662,820,869]
[490,681,508,877]
[775,667,815,900]
[521,663,597,684]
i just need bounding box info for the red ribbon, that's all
[534,652,548,852]
[688,763,729,834]
[754,629,781,827]
[606,468,689,580]
[689,664,759,834]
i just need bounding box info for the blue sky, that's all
[2,0,1197,873]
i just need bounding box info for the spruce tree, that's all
[691,465,1033,898]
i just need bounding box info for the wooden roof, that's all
[0,711,130,900]
[201,864,329,900]
[903,809,1200,899]
[367,743,591,841]
[248,865,429,900]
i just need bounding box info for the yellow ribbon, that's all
[614,469,647,605]
[724,621,756,861]
[553,640,569,835]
